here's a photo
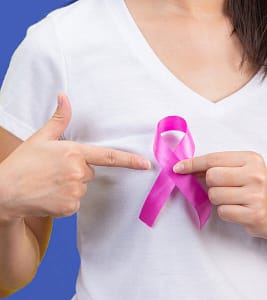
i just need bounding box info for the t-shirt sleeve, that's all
[0,15,67,141]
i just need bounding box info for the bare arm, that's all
[0,94,150,297]
[0,129,53,296]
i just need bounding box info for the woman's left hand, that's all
[173,151,267,238]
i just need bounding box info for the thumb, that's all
[36,93,72,140]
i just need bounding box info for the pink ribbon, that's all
[139,116,211,229]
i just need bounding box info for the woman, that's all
[0,0,267,299]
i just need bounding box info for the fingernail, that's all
[57,94,64,108]
[140,159,151,170]
[173,162,184,173]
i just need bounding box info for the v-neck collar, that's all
[105,0,263,108]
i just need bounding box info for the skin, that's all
[173,152,267,238]
[125,0,255,102]
[0,94,150,296]
[0,0,265,296]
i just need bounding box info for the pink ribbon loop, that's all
[139,116,211,229]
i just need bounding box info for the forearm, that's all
[0,217,40,293]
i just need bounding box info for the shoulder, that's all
[23,0,108,54]
[13,0,102,59]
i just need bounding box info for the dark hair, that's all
[225,0,267,77]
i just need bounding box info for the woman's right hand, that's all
[0,94,151,222]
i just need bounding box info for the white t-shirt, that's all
[1,0,267,299]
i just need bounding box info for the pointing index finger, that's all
[80,144,151,170]
[173,151,247,174]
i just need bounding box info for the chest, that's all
[66,52,267,161]
[124,1,255,103]
[64,8,267,159]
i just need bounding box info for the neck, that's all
[152,0,226,17]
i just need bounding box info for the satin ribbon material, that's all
[139,116,211,228]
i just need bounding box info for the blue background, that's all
[0,1,80,299]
